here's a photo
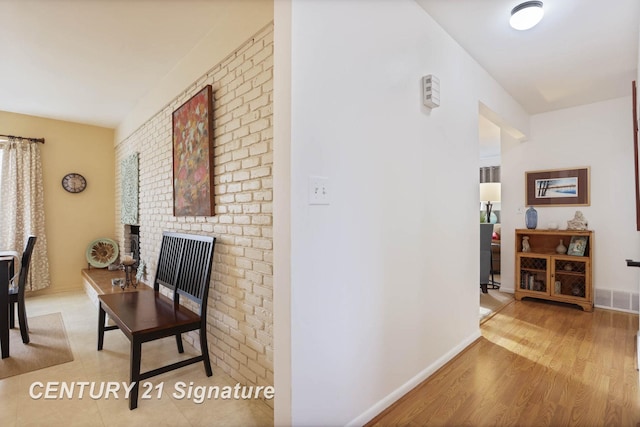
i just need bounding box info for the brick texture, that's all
[114,24,273,406]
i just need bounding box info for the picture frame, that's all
[172,85,214,216]
[632,81,640,231]
[567,235,588,256]
[525,167,590,206]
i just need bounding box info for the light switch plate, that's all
[309,176,329,205]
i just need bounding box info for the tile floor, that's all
[0,290,274,427]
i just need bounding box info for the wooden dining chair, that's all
[98,232,215,409]
[9,235,37,344]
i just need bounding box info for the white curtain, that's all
[0,137,51,291]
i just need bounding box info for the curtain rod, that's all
[0,133,45,144]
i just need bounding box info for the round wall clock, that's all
[61,173,87,193]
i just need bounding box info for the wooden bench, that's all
[97,231,216,409]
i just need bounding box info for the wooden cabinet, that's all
[515,229,593,311]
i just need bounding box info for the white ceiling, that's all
[417,0,639,160]
[1,0,638,131]
[0,0,238,128]
[417,0,640,114]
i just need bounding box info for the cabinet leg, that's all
[578,302,593,312]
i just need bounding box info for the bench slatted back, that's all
[153,232,215,315]
[155,233,183,289]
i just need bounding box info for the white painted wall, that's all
[479,114,502,167]
[501,97,640,297]
[275,0,529,424]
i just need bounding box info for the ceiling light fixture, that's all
[509,1,544,31]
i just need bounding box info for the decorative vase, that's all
[556,239,567,254]
[525,207,538,229]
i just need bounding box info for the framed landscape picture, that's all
[172,85,214,216]
[525,167,590,206]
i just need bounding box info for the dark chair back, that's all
[153,232,215,315]
[18,236,37,295]
[9,235,37,343]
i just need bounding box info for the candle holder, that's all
[120,253,137,290]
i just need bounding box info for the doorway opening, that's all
[479,113,507,322]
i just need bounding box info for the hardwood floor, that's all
[368,299,640,426]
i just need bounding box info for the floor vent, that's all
[594,288,639,313]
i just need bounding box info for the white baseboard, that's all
[347,329,482,426]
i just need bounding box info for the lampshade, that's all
[509,1,544,31]
[480,182,501,202]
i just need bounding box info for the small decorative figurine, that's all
[567,211,588,230]
[522,236,531,252]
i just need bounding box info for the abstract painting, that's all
[172,85,214,216]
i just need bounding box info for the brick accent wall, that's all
[115,24,273,406]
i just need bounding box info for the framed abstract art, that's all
[172,85,214,216]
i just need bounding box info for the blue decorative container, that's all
[525,207,538,229]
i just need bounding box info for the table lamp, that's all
[480,182,501,223]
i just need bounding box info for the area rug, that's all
[0,312,74,379]
[480,289,514,323]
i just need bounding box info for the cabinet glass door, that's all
[518,255,548,294]
[552,258,587,298]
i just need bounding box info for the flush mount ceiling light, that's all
[510,1,544,30]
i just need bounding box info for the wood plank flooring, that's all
[368,299,640,426]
